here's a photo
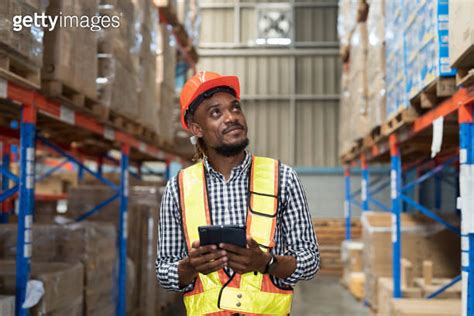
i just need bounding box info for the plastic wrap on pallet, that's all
[384,0,407,119]
[42,0,99,100]
[0,261,84,315]
[0,296,15,316]
[338,64,355,155]
[0,0,45,68]
[0,223,117,316]
[402,0,455,100]
[349,22,370,139]
[366,0,386,128]
[449,0,474,68]
[337,0,359,47]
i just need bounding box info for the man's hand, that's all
[178,240,228,287]
[219,236,271,274]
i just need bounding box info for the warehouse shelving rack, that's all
[343,87,474,314]
[0,79,184,316]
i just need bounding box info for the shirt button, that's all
[236,302,241,307]
[237,293,242,298]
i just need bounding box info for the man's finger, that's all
[192,250,226,266]
[219,243,246,255]
[190,244,217,257]
[192,240,200,249]
[225,251,247,265]
[197,256,228,274]
[227,260,247,274]
[247,236,259,248]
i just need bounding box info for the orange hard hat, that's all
[180,71,240,129]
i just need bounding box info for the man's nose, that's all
[223,109,239,123]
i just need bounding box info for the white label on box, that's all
[462,271,468,316]
[25,215,32,228]
[0,78,7,98]
[391,170,397,199]
[59,106,75,125]
[361,179,367,202]
[462,252,469,267]
[460,149,467,164]
[431,117,444,158]
[392,213,397,243]
[25,229,31,243]
[24,244,32,258]
[104,127,115,141]
[462,236,469,251]
[139,142,146,152]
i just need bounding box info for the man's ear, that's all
[189,121,203,138]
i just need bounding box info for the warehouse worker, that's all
[156,71,319,315]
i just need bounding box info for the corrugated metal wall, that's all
[198,0,340,166]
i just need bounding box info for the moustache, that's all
[223,123,244,134]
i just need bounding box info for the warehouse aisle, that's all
[163,275,369,316]
[291,275,369,316]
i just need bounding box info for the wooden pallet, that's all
[410,76,456,110]
[381,106,419,136]
[42,80,109,121]
[0,48,40,90]
[456,68,474,88]
[362,125,383,148]
[340,138,364,163]
[108,110,146,138]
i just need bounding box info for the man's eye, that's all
[211,109,220,117]
[233,104,242,111]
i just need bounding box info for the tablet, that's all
[198,225,247,248]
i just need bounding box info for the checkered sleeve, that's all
[276,166,320,287]
[155,176,194,292]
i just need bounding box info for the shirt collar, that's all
[203,150,252,181]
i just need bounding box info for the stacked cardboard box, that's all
[366,0,386,128]
[0,223,118,316]
[388,298,461,316]
[384,0,407,119]
[41,0,98,100]
[313,219,361,275]
[341,240,363,286]
[0,261,84,315]
[362,212,460,310]
[97,0,140,119]
[402,0,455,100]
[337,0,358,58]
[156,24,179,144]
[338,64,355,156]
[348,22,369,140]
[449,0,474,71]
[0,296,14,316]
[0,0,44,68]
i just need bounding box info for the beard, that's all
[212,137,249,157]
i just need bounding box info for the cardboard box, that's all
[42,0,98,99]
[341,240,364,286]
[449,0,474,68]
[0,296,14,316]
[390,298,461,316]
[362,212,460,310]
[377,277,423,316]
[0,261,84,315]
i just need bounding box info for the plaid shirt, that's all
[156,151,319,292]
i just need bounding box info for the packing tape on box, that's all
[22,280,44,309]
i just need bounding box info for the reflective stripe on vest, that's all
[178,156,293,316]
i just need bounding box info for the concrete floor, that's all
[162,275,368,315]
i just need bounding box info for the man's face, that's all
[190,92,248,156]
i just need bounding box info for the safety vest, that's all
[178,156,294,316]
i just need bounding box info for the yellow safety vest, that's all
[178,156,294,316]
